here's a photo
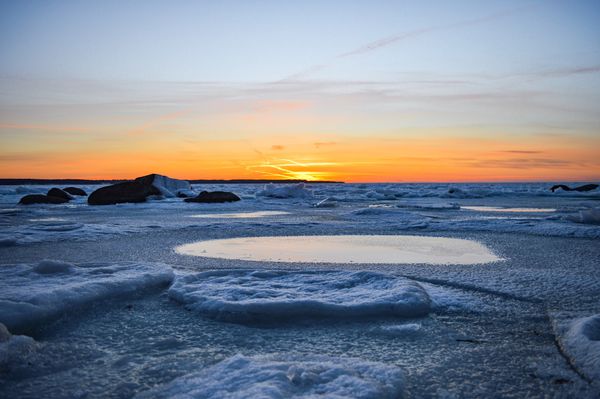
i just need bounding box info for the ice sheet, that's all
[0,260,174,331]
[168,270,431,322]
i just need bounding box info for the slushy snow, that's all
[135,354,405,399]
[168,270,431,323]
[0,260,174,331]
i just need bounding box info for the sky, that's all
[1,0,599,182]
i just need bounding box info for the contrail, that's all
[281,3,536,81]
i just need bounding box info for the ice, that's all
[136,353,405,399]
[175,235,502,265]
[256,183,314,199]
[0,261,174,331]
[373,323,423,338]
[150,175,193,198]
[190,211,289,219]
[168,270,431,322]
[313,197,338,208]
[553,313,600,382]
[462,206,555,213]
[568,207,600,225]
[0,323,37,371]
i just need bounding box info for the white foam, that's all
[0,261,174,331]
[256,183,314,199]
[175,235,502,265]
[374,323,423,338]
[136,353,405,399]
[168,270,431,322]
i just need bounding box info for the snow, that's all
[136,353,405,399]
[151,175,193,198]
[175,235,502,265]
[0,261,174,331]
[256,183,314,199]
[168,270,431,322]
[553,313,600,381]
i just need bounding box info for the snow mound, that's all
[0,323,37,371]
[168,270,431,323]
[257,183,314,199]
[554,313,600,381]
[151,174,192,198]
[136,353,404,399]
[33,259,75,274]
[0,261,174,331]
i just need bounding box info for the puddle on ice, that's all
[462,206,555,213]
[176,235,502,265]
[190,211,289,219]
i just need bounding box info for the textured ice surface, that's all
[462,206,555,213]
[0,260,174,331]
[136,353,405,399]
[553,313,600,382]
[168,270,431,322]
[175,235,502,265]
[256,183,314,199]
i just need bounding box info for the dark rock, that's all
[19,194,69,205]
[63,187,87,196]
[88,174,192,205]
[184,191,241,203]
[88,175,160,205]
[550,184,598,192]
[47,188,73,201]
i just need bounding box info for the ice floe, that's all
[168,270,431,322]
[256,183,314,199]
[136,353,405,399]
[175,235,502,265]
[0,261,174,331]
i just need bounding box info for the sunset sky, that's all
[1,0,599,182]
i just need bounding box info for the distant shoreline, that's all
[0,178,345,185]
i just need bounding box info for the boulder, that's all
[18,194,69,205]
[47,188,73,201]
[63,187,87,196]
[88,174,191,205]
[550,184,598,192]
[184,191,241,203]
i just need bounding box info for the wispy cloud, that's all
[271,145,285,150]
[281,4,536,81]
[0,123,92,133]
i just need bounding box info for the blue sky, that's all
[1,0,599,181]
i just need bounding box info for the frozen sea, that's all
[0,182,599,398]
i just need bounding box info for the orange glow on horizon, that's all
[1,133,598,183]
